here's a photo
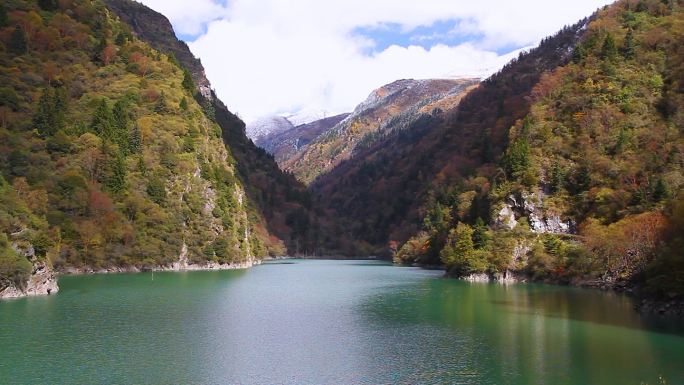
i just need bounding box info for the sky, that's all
[136,0,614,123]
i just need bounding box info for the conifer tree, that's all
[167,51,179,67]
[94,35,107,61]
[129,124,142,154]
[91,99,115,138]
[136,154,146,175]
[34,87,67,137]
[501,138,531,176]
[9,26,27,56]
[549,160,565,193]
[0,4,8,28]
[653,177,670,202]
[104,151,127,194]
[623,30,636,60]
[115,31,126,46]
[601,34,618,60]
[573,43,586,64]
[112,99,130,154]
[472,217,490,250]
[154,91,168,114]
[34,88,56,138]
[182,69,195,93]
[179,96,188,111]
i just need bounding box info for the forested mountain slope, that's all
[105,0,354,256]
[310,20,588,251]
[0,0,350,297]
[389,0,684,296]
[0,0,274,298]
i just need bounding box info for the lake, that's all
[1,259,683,384]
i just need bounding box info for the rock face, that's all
[0,261,59,299]
[460,269,527,283]
[493,191,574,234]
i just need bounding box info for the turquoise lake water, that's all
[1,259,683,384]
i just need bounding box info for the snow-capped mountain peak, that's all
[245,115,294,142]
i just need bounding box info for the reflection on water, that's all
[0,260,683,385]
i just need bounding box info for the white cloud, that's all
[137,0,614,122]
[133,0,229,36]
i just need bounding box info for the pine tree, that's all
[472,217,490,250]
[167,51,179,67]
[34,88,56,138]
[129,124,142,154]
[112,99,130,154]
[549,159,565,193]
[9,26,27,56]
[154,91,168,114]
[182,69,195,93]
[202,100,215,121]
[136,154,146,175]
[501,138,531,176]
[179,96,188,111]
[94,35,107,61]
[104,151,127,194]
[601,34,618,60]
[90,99,115,138]
[653,176,670,202]
[0,4,8,28]
[34,87,67,137]
[115,32,126,46]
[573,43,587,64]
[623,30,636,60]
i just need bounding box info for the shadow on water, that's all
[484,285,684,338]
[359,276,684,338]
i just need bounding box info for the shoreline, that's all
[0,258,263,299]
[56,258,262,276]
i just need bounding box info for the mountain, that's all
[286,78,479,184]
[0,0,355,297]
[105,0,355,256]
[310,18,589,255]
[102,0,210,93]
[285,108,331,127]
[246,115,294,143]
[0,0,274,298]
[257,113,350,165]
[309,0,684,296]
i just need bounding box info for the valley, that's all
[0,0,683,312]
[1,0,684,383]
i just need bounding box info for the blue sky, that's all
[138,0,614,122]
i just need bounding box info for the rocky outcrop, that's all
[635,293,684,316]
[493,191,574,234]
[459,269,528,283]
[0,261,59,299]
[61,259,262,275]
